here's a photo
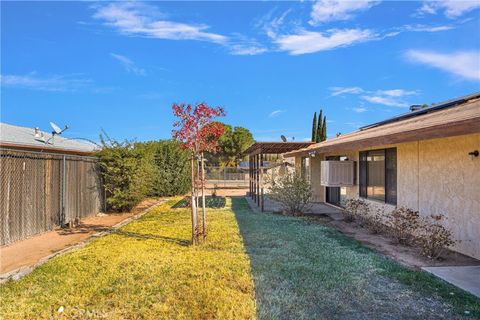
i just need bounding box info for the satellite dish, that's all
[50,122,62,134]
[280,135,287,142]
[46,122,69,145]
[50,122,69,135]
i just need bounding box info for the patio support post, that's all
[254,154,257,202]
[261,153,264,212]
[250,155,253,198]
[248,155,252,197]
[61,154,67,227]
[252,154,255,201]
[257,153,261,206]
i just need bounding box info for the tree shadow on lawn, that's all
[172,196,226,209]
[114,229,190,246]
[230,196,480,320]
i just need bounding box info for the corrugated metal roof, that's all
[284,94,480,157]
[0,122,98,154]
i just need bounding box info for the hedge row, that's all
[97,139,190,212]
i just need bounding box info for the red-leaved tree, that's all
[172,102,225,244]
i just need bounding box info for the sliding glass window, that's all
[359,148,397,205]
[367,150,385,201]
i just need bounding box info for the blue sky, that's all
[1,1,479,143]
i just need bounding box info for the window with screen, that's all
[359,148,397,204]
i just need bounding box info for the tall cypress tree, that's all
[316,110,323,142]
[311,112,317,142]
[321,116,327,141]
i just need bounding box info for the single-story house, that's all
[283,93,480,260]
[0,122,97,155]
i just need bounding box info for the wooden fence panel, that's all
[0,149,103,245]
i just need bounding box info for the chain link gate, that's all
[0,148,104,245]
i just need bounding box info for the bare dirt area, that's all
[245,195,479,269]
[0,198,162,274]
[303,214,479,269]
[206,187,248,197]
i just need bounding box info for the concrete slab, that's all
[245,196,344,220]
[304,202,344,221]
[422,265,480,298]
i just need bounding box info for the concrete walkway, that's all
[246,195,343,219]
[422,265,480,298]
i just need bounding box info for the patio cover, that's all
[246,141,314,212]
[245,142,314,156]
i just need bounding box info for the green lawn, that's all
[1,197,479,319]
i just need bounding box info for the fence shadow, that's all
[114,229,190,246]
[57,224,111,235]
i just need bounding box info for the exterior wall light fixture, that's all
[468,150,479,158]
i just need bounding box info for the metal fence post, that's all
[0,148,103,245]
[223,167,226,188]
[61,155,66,226]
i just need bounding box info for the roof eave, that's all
[0,142,97,156]
[283,117,480,157]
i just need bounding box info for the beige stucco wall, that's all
[300,133,480,259]
[294,155,302,171]
[399,134,480,259]
[309,156,324,202]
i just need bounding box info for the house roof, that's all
[360,92,480,130]
[245,142,315,156]
[284,93,480,157]
[0,122,98,155]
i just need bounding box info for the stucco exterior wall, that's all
[310,156,324,202]
[400,134,480,259]
[302,133,480,259]
[294,155,302,171]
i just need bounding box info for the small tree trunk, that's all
[195,158,200,239]
[191,156,198,245]
[201,153,207,241]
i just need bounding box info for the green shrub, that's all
[268,172,312,215]
[97,138,190,212]
[143,140,191,197]
[97,138,154,212]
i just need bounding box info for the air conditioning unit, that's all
[320,161,355,187]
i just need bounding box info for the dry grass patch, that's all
[0,198,256,319]
[232,198,480,319]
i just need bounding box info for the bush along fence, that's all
[97,139,191,212]
[0,148,104,245]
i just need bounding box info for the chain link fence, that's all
[204,166,249,188]
[0,148,104,245]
